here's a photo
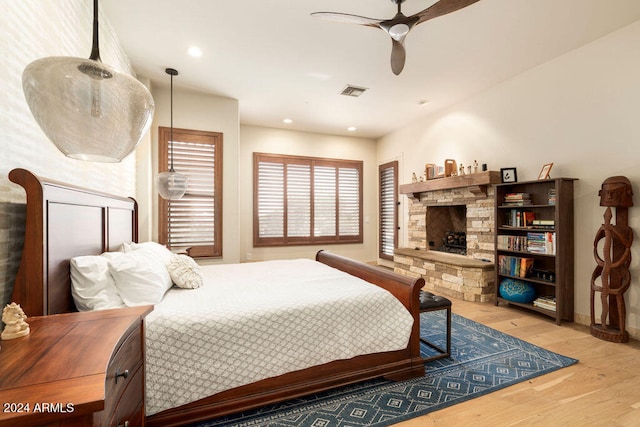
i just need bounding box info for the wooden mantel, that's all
[399,171,502,198]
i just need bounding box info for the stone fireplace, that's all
[393,172,500,302]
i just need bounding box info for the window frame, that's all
[253,152,363,247]
[379,160,398,260]
[158,126,223,258]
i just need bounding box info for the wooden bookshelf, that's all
[494,177,577,325]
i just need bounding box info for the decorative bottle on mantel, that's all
[473,160,479,174]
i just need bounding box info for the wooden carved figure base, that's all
[590,176,633,343]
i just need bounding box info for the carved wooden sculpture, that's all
[590,176,633,342]
[1,302,30,340]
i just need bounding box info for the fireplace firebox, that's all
[427,205,467,255]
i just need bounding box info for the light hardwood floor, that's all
[397,299,640,426]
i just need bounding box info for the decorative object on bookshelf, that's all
[499,278,536,303]
[500,167,517,183]
[590,176,634,343]
[537,163,553,180]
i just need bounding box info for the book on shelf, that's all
[497,234,528,251]
[523,211,536,226]
[498,255,534,278]
[504,210,536,227]
[532,219,555,226]
[548,189,557,205]
[526,232,556,255]
[533,296,556,311]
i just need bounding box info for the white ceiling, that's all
[102,0,640,139]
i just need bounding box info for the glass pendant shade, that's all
[22,57,154,162]
[157,170,188,200]
[21,0,154,163]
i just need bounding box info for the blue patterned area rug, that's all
[193,312,578,427]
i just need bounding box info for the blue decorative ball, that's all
[499,278,536,303]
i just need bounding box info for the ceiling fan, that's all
[312,0,481,75]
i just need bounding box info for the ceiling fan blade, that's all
[311,12,382,28]
[390,39,406,75]
[414,0,481,25]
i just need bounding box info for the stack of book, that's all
[503,193,531,206]
[527,232,556,254]
[548,189,557,205]
[533,296,556,311]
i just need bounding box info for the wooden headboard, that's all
[9,168,138,317]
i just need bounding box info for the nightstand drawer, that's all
[105,323,143,410]
[107,365,144,427]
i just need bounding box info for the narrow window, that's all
[158,127,223,257]
[379,161,398,260]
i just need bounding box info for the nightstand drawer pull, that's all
[117,421,129,427]
[115,369,129,384]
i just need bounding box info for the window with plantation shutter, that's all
[159,127,223,257]
[379,161,398,260]
[254,153,362,247]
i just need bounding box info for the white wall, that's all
[378,20,640,337]
[239,125,378,263]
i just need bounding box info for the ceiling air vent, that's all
[340,85,368,97]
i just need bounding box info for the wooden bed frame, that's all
[8,168,425,426]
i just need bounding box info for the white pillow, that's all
[108,248,173,306]
[70,255,125,311]
[130,241,173,265]
[168,254,203,289]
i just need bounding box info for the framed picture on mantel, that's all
[500,167,517,183]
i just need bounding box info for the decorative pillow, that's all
[499,278,536,303]
[107,248,173,306]
[168,254,203,289]
[70,255,125,311]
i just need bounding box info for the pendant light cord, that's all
[170,72,174,172]
[89,0,101,61]
[166,68,178,172]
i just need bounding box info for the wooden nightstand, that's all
[0,306,152,427]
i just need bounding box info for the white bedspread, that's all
[144,258,414,416]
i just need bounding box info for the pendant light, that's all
[21,0,154,162]
[156,68,188,200]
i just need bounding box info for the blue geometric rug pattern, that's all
[193,312,578,427]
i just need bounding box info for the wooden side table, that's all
[0,306,152,427]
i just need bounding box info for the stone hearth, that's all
[393,172,500,302]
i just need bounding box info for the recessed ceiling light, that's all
[283,118,293,124]
[187,46,203,57]
[347,126,357,132]
[418,99,430,106]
